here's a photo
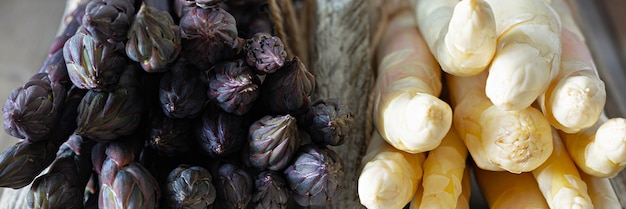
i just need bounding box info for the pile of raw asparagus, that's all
[0,0,354,208]
[361,0,624,208]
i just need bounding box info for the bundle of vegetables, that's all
[361,0,624,208]
[0,0,354,208]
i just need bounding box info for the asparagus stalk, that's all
[474,168,549,208]
[531,129,593,209]
[358,130,426,209]
[537,0,606,133]
[415,127,468,209]
[455,168,471,209]
[447,72,553,173]
[374,9,452,153]
[579,172,621,209]
[0,87,84,189]
[410,0,497,77]
[98,140,160,209]
[0,141,57,189]
[409,137,471,209]
[560,115,626,177]
[483,0,562,111]
[27,134,95,209]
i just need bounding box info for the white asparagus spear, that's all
[537,0,606,133]
[455,167,471,209]
[409,165,471,209]
[579,172,621,209]
[416,127,468,209]
[474,168,550,209]
[358,130,426,209]
[560,115,626,178]
[484,0,562,111]
[374,9,452,153]
[531,128,593,209]
[410,0,496,77]
[447,71,553,173]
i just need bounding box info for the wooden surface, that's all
[310,0,371,208]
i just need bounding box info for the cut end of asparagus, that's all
[479,106,553,173]
[548,69,606,133]
[380,92,452,153]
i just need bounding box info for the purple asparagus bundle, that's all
[0,1,355,208]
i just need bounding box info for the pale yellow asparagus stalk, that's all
[447,72,553,173]
[409,182,424,209]
[560,115,626,178]
[410,0,496,77]
[474,168,550,209]
[579,172,621,209]
[455,168,471,209]
[409,166,471,209]
[484,0,562,111]
[358,130,427,209]
[415,127,468,209]
[537,0,606,133]
[374,9,452,153]
[531,129,593,209]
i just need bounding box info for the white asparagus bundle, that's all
[410,0,496,77]
[474,168,550,209]
[374,9,452,153]
[560,115,626,178]
[531,129,593,209]
[447,72,553,173]
[415,127,468,209]
[484,0,562,111]
[358,130,426,209]
[579,172,621,209]
[537,0,606,133]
